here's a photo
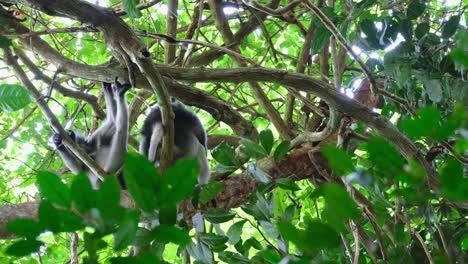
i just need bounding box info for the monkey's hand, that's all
[113,77,131,97]
[52,130,75,149]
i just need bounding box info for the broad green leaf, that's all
[240,138,268,159]
[159,205,177,225]
[433,103,464,141]
[111,252,162,264]
[122,0,142,18]
[277,221,302,246]
[71,172,96,213]
[302,221,341,250]
[36,171,71,208]
[321,144,355,175]
[199,181,224,204]
[152,225,190,246]
[212,141,237,166]
[123,152,160,212]
[440,158,468,200]
[96,175,123,224]
[200,233,228,247]
[275,178,300,191]
[273,141,290,161]
[84,232,107,261]
[159,158,198,206]
[186,241,213,264]
[38,201,83,233]
[5,239,43,257]
[0,84,31,112]
[442,15,460,39]
[407,1,426,20]
[415,22,430,39]
[259,130,274,154]
[0,35,12,48]
[401,106,440,139]
[311,183,361,231]
[114,210,139,250]
[227,220,246,245]
[7,219,43,239]
[204,209,236,224]
[367,137,404,175]
[218,251,250,263]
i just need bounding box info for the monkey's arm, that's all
[51,133,84,174]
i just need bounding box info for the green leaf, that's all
[204,209,236,224]
[401,106,441,139]
[122,0,142,18]
[7,219,43,239]
[407,1,426,20]
[5,239,43,257]
[152,225,190,246]
[273,141,291,161]
[36,171,71,208]
[200,233,228,247]
[123,152,160,212]
[277,220,340,254]
[186,241,213,264]
[303,221,341,250]
[111,252,163,264]
[277,221,302,247]
[227,220,246,245]
[114,210,139,250]
[367,137,405,175]
[321,144,355,175]
[71,172,96,213]
[199,181,224,204]
[159,205,177,225]
[442,15,460,39]
[240,138,268,159]
[96,175,123,224]
[38,201,83,232]
[275,178,300,191]
[415,22,430,39]
[0,35,12,48]
[159,158,198,206]
[439,158,468,200]
[259,130,274,154]
[212,141,237,166]
[84,232,107,261]
[311,183,361,231]
[0,84,32,112]
[218,251,250,263]
[433,103,464,141]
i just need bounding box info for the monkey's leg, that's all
[184,134,210,185]
[103,81,130,172]
[103,82,117,122]
[89,83,118,142]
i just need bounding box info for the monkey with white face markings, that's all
[50,78,131,188]
[139,100,210,185]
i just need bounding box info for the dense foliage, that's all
[0,0,466,263]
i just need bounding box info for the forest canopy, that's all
[0,0,466,263]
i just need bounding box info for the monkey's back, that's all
[141,103,207,150]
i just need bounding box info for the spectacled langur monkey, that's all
[139,100,210,185]
[51,78,131,188]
